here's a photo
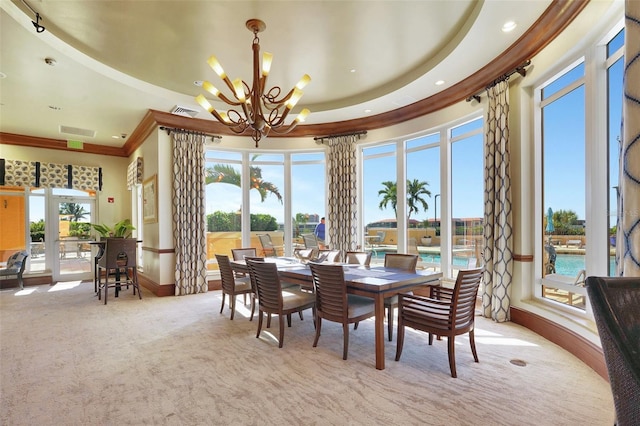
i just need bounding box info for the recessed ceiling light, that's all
[112,135,120,139]
[364,109,372,113]
[350,69,356,73]
[502,21,517,32]
[0,72,6,79]
[435,80,445,86]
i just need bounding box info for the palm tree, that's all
[206,161,283,203]
[406,178,431,220]
[59,203,88,222]
[378,179,431,221]
[378,181,398,215]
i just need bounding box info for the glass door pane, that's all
[52,194,94,281]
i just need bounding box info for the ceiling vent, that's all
[171,105,199,118]
[59,125,96,138]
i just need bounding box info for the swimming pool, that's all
[372,251,616,277]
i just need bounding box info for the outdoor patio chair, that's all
[0,250,29,290]
[309,263,375,360]
[395,267,484,378]
[302,233,320,249]
[258,234,283,257]
[586,276,640,425]
[319,249,342,263]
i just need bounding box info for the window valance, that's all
[0,159,102,191]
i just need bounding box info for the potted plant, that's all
[91,219,135,239]
[421,236,432,246]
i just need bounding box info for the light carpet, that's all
[0,282,614,425]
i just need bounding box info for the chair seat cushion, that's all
[281,281,301,290]
[347,295,375,318]
[385,290,413,307]
[281,288,316,310]
[234,277,252,292]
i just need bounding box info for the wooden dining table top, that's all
[230,256,443,370]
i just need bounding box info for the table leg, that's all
[374,293,385,370]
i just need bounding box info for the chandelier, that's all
[196,19,311,147]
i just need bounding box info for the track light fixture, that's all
[21,1,45,33]
[32,12,45,33]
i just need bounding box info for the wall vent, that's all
[171,105,199,118]
[59,125,96,138]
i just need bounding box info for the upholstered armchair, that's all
[0,250,29,290]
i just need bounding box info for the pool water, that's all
[373,251,616,277]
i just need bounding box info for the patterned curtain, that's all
[171,131,208,295]
[325,135,361,253]
[617,0,640,277]
[127,157,143,190]
[482,79,514,322]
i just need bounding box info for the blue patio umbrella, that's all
[545,207,555,233]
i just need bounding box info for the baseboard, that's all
[510,306,608,380]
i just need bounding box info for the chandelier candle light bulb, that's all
[196,18,311,147]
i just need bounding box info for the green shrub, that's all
[207,211,277,232]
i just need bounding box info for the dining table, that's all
[230,257,442,370]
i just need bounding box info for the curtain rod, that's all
[159,126,222,142]
[466,60,531,103]
[314,130,367,144]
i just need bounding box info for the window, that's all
[291,153,325,246]
[362,144,397,264]
[450,118,484,277]
[536,21,623,311]
[406,133,440,269]
[205,149,325,263]
[539,61,587,309]
[607,29,624,276]
[205,151,244,264]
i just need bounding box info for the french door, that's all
[50,191,95,282]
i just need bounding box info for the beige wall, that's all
[0,144,131,227]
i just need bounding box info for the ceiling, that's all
[1,1,566,149]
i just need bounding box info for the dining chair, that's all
[231,247,257,289]
[383,253,419,341]
[96,238,141,304]
[309,263,375,360]
[245,259,315,348]
[257,234,283,257]
[395,267,484,378]
[585,276,640,425]
[345,251,372,266]
[215,254,253,320]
